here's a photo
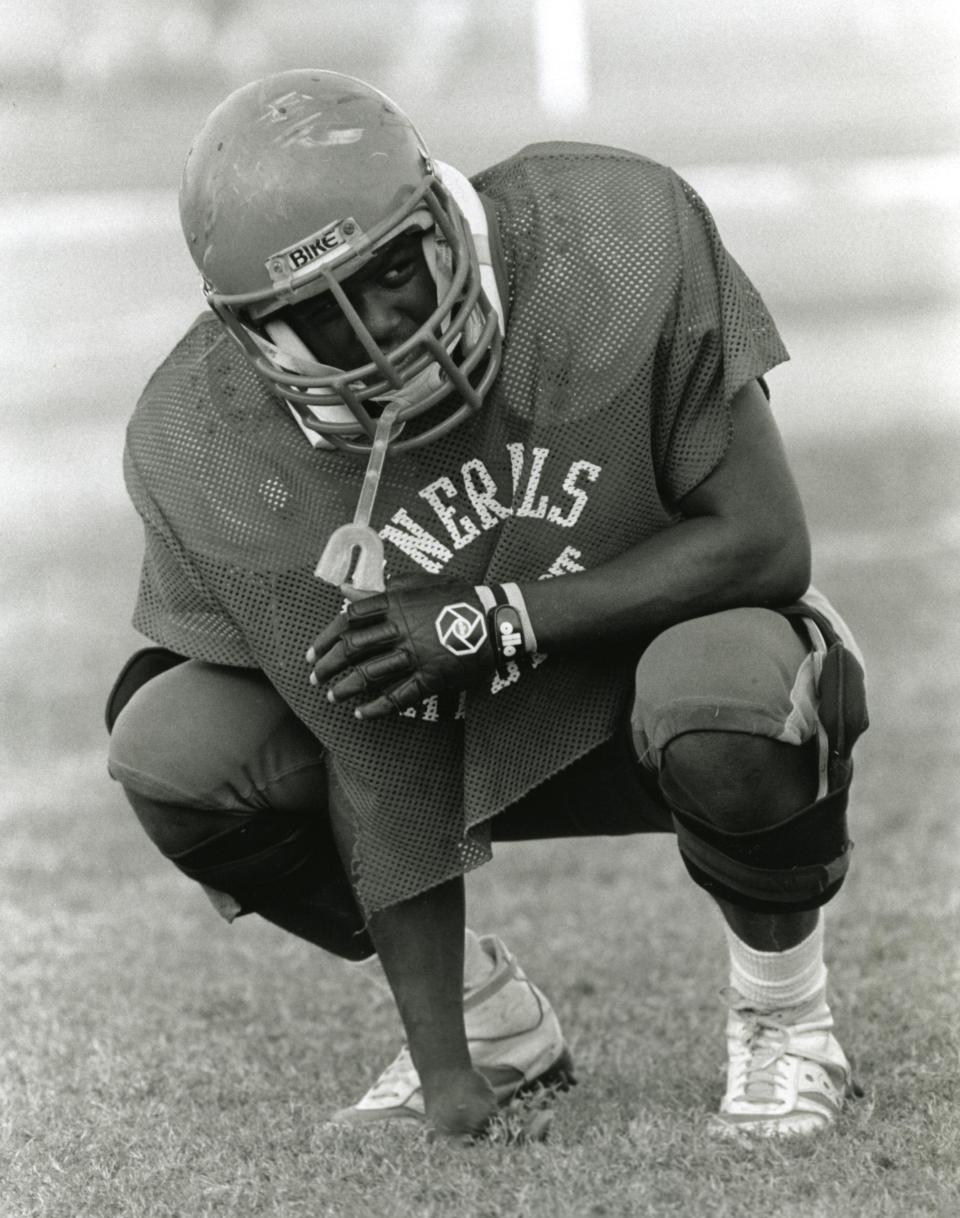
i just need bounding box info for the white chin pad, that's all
[262,319,336,377]
[262,319,358,430]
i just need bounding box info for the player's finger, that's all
[328,651,412,703]
[354,673,424,719]
[343,592,390,622]
[424,1106,554,1147]
[307,596,391,664]
[515,1108,554,1143]
[343,619,400,658]
[310,620,399,684]
[306,615,349,665]
[308,637,352,685]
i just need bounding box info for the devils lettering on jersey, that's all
[380,444,602,575]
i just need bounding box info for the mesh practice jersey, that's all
[125,142,789,913]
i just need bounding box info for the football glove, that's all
[306,583,531,720]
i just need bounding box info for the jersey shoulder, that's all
[135,312,233,415]
[472,140,693,286]
[473,142,691,373]
[472,140,679,209]
[129,312,273,455]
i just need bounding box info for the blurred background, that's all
[1,0,959,814]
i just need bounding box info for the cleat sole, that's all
[518,1046,577,1095]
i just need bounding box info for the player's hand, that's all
[306,584,499,719]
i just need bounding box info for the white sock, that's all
[723,914,828,1012]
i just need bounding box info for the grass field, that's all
[2,75,960,1216]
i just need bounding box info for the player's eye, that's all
[379,253,419,288]
[295,292,340,327]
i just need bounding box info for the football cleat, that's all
[328,935,575,1127]
[709,991,861,1138]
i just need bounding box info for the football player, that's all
[107,69,868,1140]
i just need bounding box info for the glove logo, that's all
[435,603,488,656]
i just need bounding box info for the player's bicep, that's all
[678,380,810,586]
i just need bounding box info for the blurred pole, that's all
[533,0,590,118]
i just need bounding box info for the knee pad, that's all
[129,792,372,959]
[159,807,328,898]
[128,789,339,900]
[672,601,868,913]
[672,783,852,913]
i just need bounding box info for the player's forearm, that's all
[366,877,471,1078]
[327,766,467,1072]
[359,878,500,1135]
[326,763,496,1133]
[519,513,810,652]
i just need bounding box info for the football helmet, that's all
[179,70,503,452]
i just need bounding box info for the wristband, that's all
[500,582,538,655]
[475,583,536,677]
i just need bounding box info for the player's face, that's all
[277,232,435,372]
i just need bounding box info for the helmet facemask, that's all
[205,174,502,454]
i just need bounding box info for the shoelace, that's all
[734,1014,792,1103]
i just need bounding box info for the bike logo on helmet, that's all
[266,217,361,281]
